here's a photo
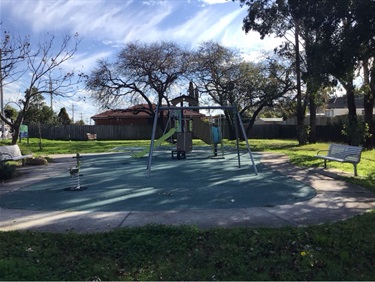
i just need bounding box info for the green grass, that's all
[10,139,151,155]
[1,138,375,280]
[231,139,375,192]
[1,211,374,281]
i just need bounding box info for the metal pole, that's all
[237,111,258,175]
[147,104,160,177]
[233,109,241,168]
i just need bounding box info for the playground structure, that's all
[169,95,225,159]
[131,96,224,159]
[144,95,258,177]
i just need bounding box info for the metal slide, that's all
[131,127,177,158]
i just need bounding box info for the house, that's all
[91,104,205,126]
[324,96,372,117]
[254,118,284,125]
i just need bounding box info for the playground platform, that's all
[0,149,374,233]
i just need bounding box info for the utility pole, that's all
[0,48,5,138]
[72,103,74,123]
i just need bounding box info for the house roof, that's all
[327,96,364,109]
[91,104,205,120]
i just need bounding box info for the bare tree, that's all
[238,58,295,135]
[0,32,81,144]
[0,30,30,83]
[192,41,294,139]
[1,30,30,137]
[86,41,192,123]
[192,41,243,139]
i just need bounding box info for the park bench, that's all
[0,144,33,165]
[86,133,97,140]
[315,144,362,176]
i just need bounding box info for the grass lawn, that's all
[1,138,375,280]
[230,139,375,193]
[0,212,374,281]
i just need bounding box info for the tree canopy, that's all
[87,40,296,139]
[23,89,57,126]
[238,0,375,147]
[86,41,192,120]
[57,107,72,125]
[192,41,295,138]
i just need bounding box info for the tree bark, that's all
[308,90,317,143]
[363,60,374,149]
[294,20,307,145]
[343,81,359,145]
[245,104,265,136]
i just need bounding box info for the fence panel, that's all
[28,123,351,142]
[28,124,163,140]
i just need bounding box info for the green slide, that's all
[131,127,177,158]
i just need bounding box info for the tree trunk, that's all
[245,104,265,137]
[11,124,19,144]
[370,61,375,147]
[294,20,307,145]
[308,89,317,144]
[344,82,359,146]
[363,60,374,149]
[37,122,43,150]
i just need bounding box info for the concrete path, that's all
[0,152,374,233]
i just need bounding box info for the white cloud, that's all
[3,83,24,107]
[200,0,228,5]
[160,4,240,47]
[63,50,114,74]
[1,0,286,120]
[142,0,168,6]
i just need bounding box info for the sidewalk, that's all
[0,152,374,233]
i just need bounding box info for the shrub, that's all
[0,162,17,180]
[25,157,48,166]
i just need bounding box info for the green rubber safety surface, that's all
[0,149,316,212]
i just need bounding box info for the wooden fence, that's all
[27,123,345,142]
[28,124,163,140]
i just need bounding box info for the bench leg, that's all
[354,164,358,176]
[323,159,327,169]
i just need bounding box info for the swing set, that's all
[146,95,258,177]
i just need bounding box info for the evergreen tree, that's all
[23,89,58,125]
[4,105,18,122]
[57,107,72,125]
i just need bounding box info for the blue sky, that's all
[1,0,281,123]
